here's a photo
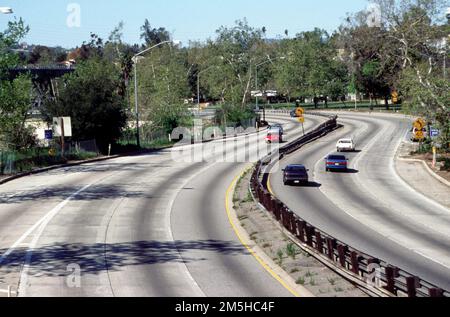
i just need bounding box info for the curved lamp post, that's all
[133,40,181,148]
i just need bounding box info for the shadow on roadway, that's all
[0,240,249,277]
[44,162,172,176]
[0,183,148,204]
[287,181,322,188]
[328,169,359,174]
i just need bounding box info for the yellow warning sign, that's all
[413,118,426,130]
[414,130,425,140]
[391,91,399,104]
[295,107,305,117]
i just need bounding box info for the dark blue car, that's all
[325,154,348,172]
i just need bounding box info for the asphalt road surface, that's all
[269,112,450,291]
[0,114,326,297]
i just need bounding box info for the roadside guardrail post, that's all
[315,231,324,253]
[275,200,284,220]
[263,191,271,210]
[406,276,418,297]
[269,197,276,214]
[384,266,397,295]
[429,288,444,297]
[284,209,292,231]
[305,225,315,247]
[288,212,296,234]
[337,244,348,268]
[350,251,360,275]
[283,208,290,229]
[327,238,336,261]
[296,220,306,243]
[275,201,282,221]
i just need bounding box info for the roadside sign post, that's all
[298,113,305,135]
[53,117,72,159]
[432,146,437,169]
[60,117,65,158]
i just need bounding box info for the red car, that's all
[265,132,282,143]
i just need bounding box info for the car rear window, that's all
[287,166,306,171]
[328,155,346,160]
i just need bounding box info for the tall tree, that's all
[42,58,127,152]
[140,19,171,47]
[0,19,36,150]
[274,29,348,105]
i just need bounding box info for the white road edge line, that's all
[16,184,92,297]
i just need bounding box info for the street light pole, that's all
[134,60,140,148]
[255,65,259,112]
[133,40,180,148]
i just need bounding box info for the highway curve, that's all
[0,113,326,297]
[268,112,450,291]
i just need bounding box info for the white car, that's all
[336,138,356,152]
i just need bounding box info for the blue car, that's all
[325,154,348,172]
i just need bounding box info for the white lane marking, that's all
[166,163,216,298]
[16,184,92,296]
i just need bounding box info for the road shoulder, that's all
[395,142,450,209]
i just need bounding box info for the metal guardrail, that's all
[250,115,449,298]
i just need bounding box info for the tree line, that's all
[0,0,448,154]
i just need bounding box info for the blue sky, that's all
[0,0,369,48]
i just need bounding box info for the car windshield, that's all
[340,140,352,144]
[328,155,346,160]
[287,166,306,172]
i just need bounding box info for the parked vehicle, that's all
[283,165,309,185]
[325,154,348,172]
[336,138,356,152]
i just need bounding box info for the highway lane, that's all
[0,113,325,296]
[170,115,326,297]
[269,112,450,290]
